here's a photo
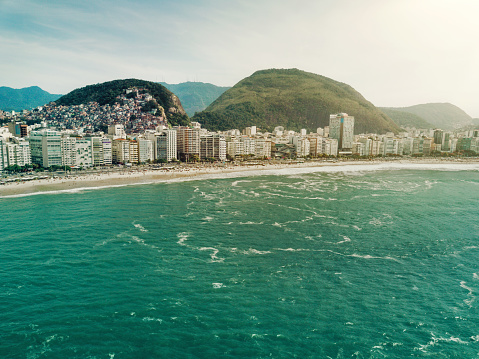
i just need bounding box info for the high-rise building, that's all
[112,139,130,164]
[108,124,126,139]
[138,139,154,163]
[6,138,31,166]
[102,138,112,165]
[200,134,226,161]
[29,130,62,167]
[175,127,200,161]
[0,139,7,170]
[329,113,354,151]
[129,140,139,164]
[157,130,177,162]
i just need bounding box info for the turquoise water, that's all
[1,164,479,358]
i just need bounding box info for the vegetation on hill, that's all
[160,82,230,116]
[192,69,400,134]
[56,79,189,126]
[0,86,62,111]
[380,108,434,129]
[382,103,472,130]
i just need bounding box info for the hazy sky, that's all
[2,0,479,116]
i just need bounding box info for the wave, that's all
[415,332,469,352]
[199,247,224,262]
[3,162,479,199]
[133,222,148,232]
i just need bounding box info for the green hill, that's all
[192,69,400,134]
[379,108,434,129]
[0,86,62,111]
[381,103,472,130]
[56,79,189,126]
[160,82,230,116]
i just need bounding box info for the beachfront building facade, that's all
[200,134,226,161]
[5,138,31,167]
[112,139,130,164]
[91,137,113,167]
[138,138,154,163]
[29,130,62,168]
[329,113,354,154]
[157,129,177,162]
[129,140,139,164]
[0,139,7,170]
[175,126,200,161]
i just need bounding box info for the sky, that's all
[1,0,479,116]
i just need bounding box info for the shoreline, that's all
[1,157,479,198]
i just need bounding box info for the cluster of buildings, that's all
[1,88,169,134]
[1,90,479,172]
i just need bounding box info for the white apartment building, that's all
[112,139,130,164]
[75,139,93,167]
[108,124,126,139]
[157,129,177,162]
[200,134,226,161]
[226,137,245,157]
[102,138,112,165]
[292,136,310,157]
[254,138,272,158]
[0,139,7,170]
[129,140,139,164]
[138,139,154,163]
[6,138,31,167]
[29,130,62,168]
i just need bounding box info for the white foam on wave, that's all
[142,317,163,323]
[0,181,160,199]
[243,248,272,255]
[133,222,148,232]
[177,232,189,246]
[275,248,307,252]
[231,179,252,187]
[199,247,224,262]
[336,236,351,244]
[415,332,468,352]
[3,162,479,200]
[349,253,400,262]
[460,280,476,307]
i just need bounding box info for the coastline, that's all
[1,157,478,198]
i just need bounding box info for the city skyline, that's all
[2,1,479,117]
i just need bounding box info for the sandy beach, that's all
[1,157,478,197]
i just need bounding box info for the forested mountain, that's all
[192,69,400,134]
[381,103,472,130]
[0,86,61,111]
[379,108,434,129]
[160,82,230,116]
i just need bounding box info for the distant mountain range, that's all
[380,103,473,130]
[159,82,230,117]
[0,86,62,112]
[192,68,401,134]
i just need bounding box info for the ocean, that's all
[1,163,479,358]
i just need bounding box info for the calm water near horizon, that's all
[1,164,479,358]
